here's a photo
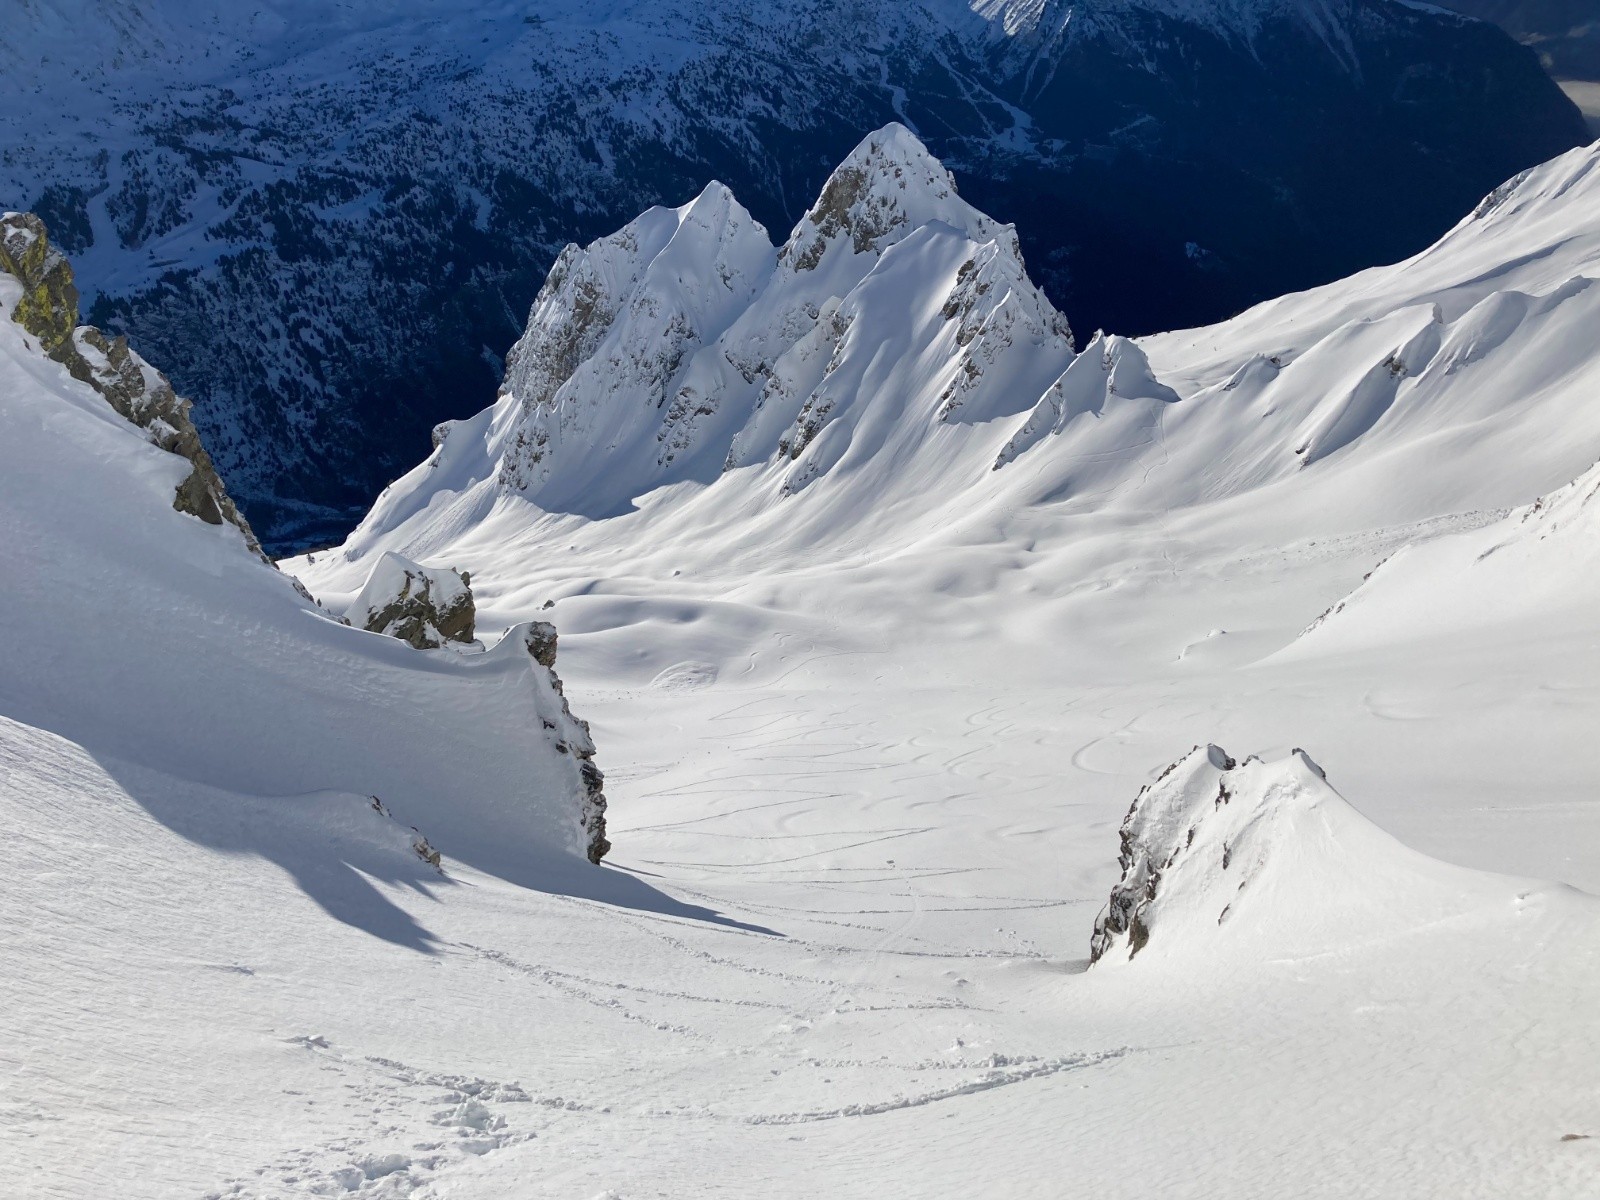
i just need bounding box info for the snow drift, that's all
[1089,744,1536,966]
[0,216,610,891]
[1290,456,1600,654]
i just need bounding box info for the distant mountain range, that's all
[1,0,1586,549]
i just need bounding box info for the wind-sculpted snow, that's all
[1290,455,1600,654]
[994,332,1179,468]
[0,0,1582,547]
[1090,744,1532,966]
[0,248,614,889]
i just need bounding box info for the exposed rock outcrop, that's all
[350,552,476,650]
[1090,743,1342,965]
[345,562,608,861]
[1088,742,1541,970]
[517,622,609,864]
[0,211,262,554]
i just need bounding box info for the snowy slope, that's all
[0,219,625,919]
[10,128,1600,1199]
[0,287,602,882]
[1289,455,1600,654]
[264,132,1600,1195]
[306,129,1600,589]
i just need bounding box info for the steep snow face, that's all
[0,254,608,886]
[1090,744,1529,967]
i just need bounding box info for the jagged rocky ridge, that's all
[350,125,1077,539]
[1,0,1585,548]
[1,211,260,553]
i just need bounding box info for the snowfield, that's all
[7,128,1600,1197]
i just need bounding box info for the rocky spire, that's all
[778,123,1004,274]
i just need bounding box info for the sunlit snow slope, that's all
[307,126,1600,601]
[270,128,1599,1196]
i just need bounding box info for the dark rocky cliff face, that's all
[2,1,1586,550]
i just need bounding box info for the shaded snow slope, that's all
[0,260,607,892]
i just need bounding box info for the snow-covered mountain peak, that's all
[348,125,1074,539]
[778,124,1006,275]
[492,181,776,497]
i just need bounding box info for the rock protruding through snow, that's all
[1089,742,1519,966]
[351,552,477,650]
[516,622,610,865]
[0,211,262,554]
[779,123,1004,273]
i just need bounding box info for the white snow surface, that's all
[0,283,597,878]
[8,128,1600,1197]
